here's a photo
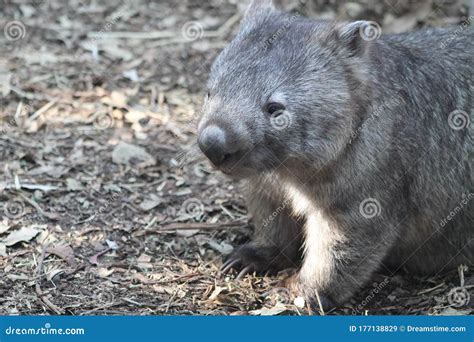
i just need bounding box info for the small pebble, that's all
[294,296,305,308]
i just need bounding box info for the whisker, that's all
[171,140,205,168]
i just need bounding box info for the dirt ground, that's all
[0,0,472,315]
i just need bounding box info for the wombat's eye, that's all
[265,102,285,116]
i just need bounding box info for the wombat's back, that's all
[373,27,473,273]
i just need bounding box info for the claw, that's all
[220,258,241,275]
[236,265,253,280]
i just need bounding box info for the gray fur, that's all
[198,0,473,308]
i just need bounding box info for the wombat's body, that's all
[198,0,473,308]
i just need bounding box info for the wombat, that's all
[197,0,473,310]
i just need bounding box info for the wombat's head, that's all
[198,0,375,178]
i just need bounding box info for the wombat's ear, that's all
[332,21,380,57]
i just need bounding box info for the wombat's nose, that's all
[198,125,234,166]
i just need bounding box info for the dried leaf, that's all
[112,141,156,166]
[206,240,233,255]
[89,248,111,265]
[66,178,84,191]
[207,286,225,301]
[97,267,115,278]
[250,303,288,316]
[46,244,76,267]
[1,226,40,246]
[0,219,11,234]
[139,198,162,212]
[137,253,153,269]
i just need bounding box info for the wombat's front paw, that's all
[220,243,291,279]
[283,274,335,313]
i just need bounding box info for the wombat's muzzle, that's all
[198,124,242,167]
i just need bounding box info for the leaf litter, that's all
[0,0,471,316]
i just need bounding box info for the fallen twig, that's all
[28,100,57,122]
[417,282,446,295]
[35,244,64,315]
[135,220,248,236]
[17,192,58,220]
[0,182,59,192]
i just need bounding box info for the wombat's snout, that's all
[198,125,241,167]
